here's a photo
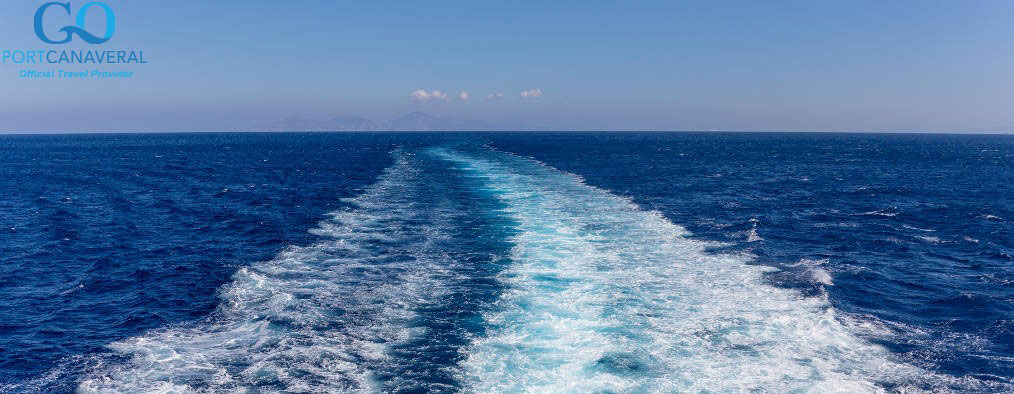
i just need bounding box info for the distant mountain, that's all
[265,112,509,132]
[381,112,439,131]
[265,114,381,131]
[325,116,377,131]
[267,114,379,130]
[381,112,504,132]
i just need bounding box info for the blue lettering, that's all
[75,3,116,42]
[35,2,73,44]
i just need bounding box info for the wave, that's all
[862,209,900,217]
[79,152,474,392]
[73,144,1003,392]
[431,147,938,392]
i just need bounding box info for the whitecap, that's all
[811,268,834,286]
[79,153,469,392]
[432,147,939,393]
[745,226,764,242]
[901,224,935,232]
[862,209,899,217]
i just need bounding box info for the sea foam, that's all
[79,153,464,392]
[432,147,931,393]
[76,145,972,393]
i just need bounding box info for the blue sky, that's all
[1,0,1012,132]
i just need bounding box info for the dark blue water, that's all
[489,133,1014,384]
[0,133,1010,392]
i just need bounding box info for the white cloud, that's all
[520,89,543,98]
[410,89,431,101]
[458,91,470,101]
[411,89,450,102]
[485,92,505,101]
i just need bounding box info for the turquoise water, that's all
[1,133,1011,392]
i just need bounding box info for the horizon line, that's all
[1,130,1012,136]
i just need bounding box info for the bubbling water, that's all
[433,147,932,393]
[79,153,468,392]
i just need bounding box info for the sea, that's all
[0,132,1011,392]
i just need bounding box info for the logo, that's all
[34,2,115,45]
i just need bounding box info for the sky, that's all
[1,0,1013,133]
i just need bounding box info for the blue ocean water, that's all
[0,132,1011,392]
